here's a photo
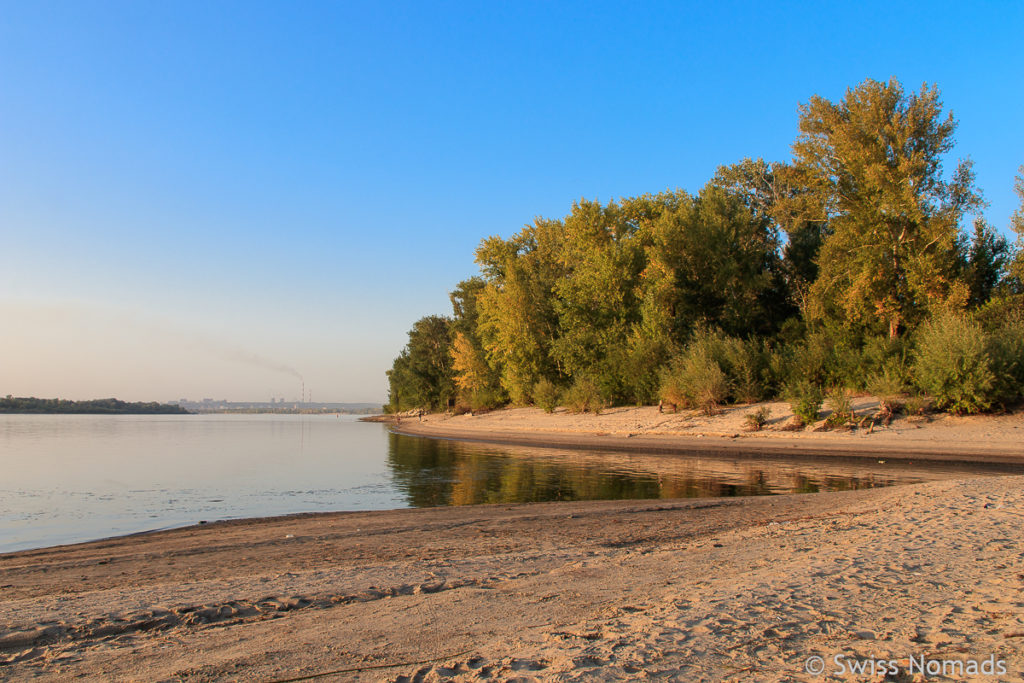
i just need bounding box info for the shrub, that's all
[469,387,503,412]
[988,316,1024,405]
[786,380,824,426]
[912,313,996,414]
[720,337,770,403]
[787,330,832,387]
[825,386,854,425]
[658,365,689,411]
[903,394,932,416]
[562,377,604,414]
[744,406,771,431]
[622,336,672,405]
[688,351,729,416]
[858,335,911,384]
[532,378,561,413]
[660,346,729,416]
[866,363,908,416]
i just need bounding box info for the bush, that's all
[988,316,1024,405]
[912,313,996,414]
[622,336,671,405]
[866,363,908,416]
[903,394,932,416]
[562,377,604,414]
[532,378,561,413]
[825,386,854,426]
[858,335,911,386]
[786,380,824,426]
[720,337,771,403]
[659,346,729,416]
[658,366,688,412]
[744,406,771,431]
[469,387,503,412]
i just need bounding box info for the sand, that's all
[2,405,1024,681]
[392,401,1024,463]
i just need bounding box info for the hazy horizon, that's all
[2,2,1021,405]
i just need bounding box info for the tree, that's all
[963,218,1009,307]
[1009,166,1024,290]
[386,315,455,411]
[641,182,787,342]
[549,197,656,401]
[475,219,564,404]
[795,78,982,337]
[448,278,504,406]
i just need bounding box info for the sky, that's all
[1,1,1022,404]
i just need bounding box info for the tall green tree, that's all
[963,218,1010,308]
[550,196,675,400]
[795,78,982,337]
[1009,166,1024,291]
[640,182,787,343]
[448,277,503,407]
[475,218,564,404]
[386,315,455,411]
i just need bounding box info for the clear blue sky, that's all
[2,1,1021,403]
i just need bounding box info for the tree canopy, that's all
[385,77,1022,415]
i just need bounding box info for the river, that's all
[1,413,1017,553]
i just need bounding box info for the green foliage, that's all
[688,355,729,416]
[963,219,1010,308]
[825,386,854,425]
[796,78,980,337]
[866,363,909,415]
[987,314,1024,404]
[532,378,561,413]
[468,386,504,412]
[644,184,790,342]
[718,337,773,403]
[903,395,932,416]
[667,328,775,404]
[660,343,729,415]
[1009,166,1024,290]
[562,377,604,414]
[743,406,771,431]
[912,313,996,414]
[619,335,671,405]
[384,79,1021,418]
[781,326,910,392]
[386,315,456,412]
[786,380,824,426]
[475,219,564,404]
[0,396,189,414]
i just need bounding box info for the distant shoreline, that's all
[0,396,189,415]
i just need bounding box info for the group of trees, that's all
[387,78,1024,417]
[0,396,190,414]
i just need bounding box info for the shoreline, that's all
[387,401,1024,464]
[3,477,1024,680]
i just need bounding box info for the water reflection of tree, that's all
[386,433,910,509]
[387,434,663,508]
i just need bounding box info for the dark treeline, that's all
[0,396,191,414]
[387,78,1024,419]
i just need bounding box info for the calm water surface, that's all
[1,413,1018,553]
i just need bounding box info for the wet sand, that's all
[3,474,1024,681]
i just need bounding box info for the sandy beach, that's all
[391,401,1024,463]
[3,406,1024,681]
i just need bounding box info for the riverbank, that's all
[389,401,1024,463]
[0,476,1022,680]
